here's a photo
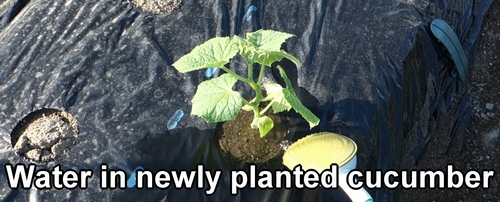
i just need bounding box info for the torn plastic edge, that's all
[430,19,469,81]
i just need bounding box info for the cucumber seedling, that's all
[172,30,319,137]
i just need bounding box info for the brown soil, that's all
[218,110,287,164]
[10,108,78,163]
[399,1,500,201]
[128,0,181,14]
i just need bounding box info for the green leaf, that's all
[282,88,319,128]
[269,50,302,67]
[241,30,302,67]
[172,37,239,73]
[264,83,292,113]
[246,50,302,67]
[246,30,295,51]
[232,35,248,49]
[276,66,320,128]
[255,116,274,137]
[276,65,294,90]
[191,74,243,122]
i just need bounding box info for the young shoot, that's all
[172,29,320,137]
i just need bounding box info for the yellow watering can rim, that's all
[282,132,357,171]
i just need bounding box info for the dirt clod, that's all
[218,110,287,164]
[10,109,78,163]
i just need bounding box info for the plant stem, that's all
[219,62,262,121]
[259,101,273,116]
[242,97,251,105]
[247,60,253,82]
[248,82,262,118]
[219,66,251,83]
[256,65,266,86]
[252,64,268,117]
[248,64,263,120]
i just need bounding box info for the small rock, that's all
[486,103,494,110]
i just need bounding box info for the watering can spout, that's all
[339,156,373,202]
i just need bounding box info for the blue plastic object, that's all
[167,109,184,130]
[127,166,144,188]
[204,67,217,78]
[243,6,257,21]
[430,19,469,81]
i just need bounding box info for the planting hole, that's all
[129,0,182,14]
[10,108,78,163]
[218,110,287,163]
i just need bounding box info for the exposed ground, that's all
[218,110,287,164]
[400,1,500,201]
[128,0,181,14]
[10,109,78,163]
